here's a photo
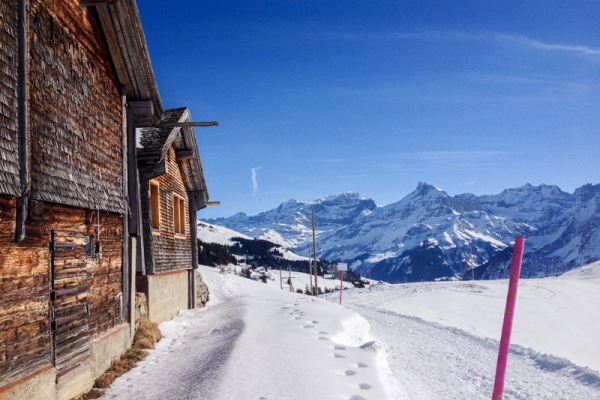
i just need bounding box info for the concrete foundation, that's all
[0,366,56,400]
[144,270,189,324]
[0,324,133,400]
[90,323,132,379]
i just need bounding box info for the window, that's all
[149,180,160,231]
[173,193,186,235]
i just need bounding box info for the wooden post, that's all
[279,267,282,290]
[120,87,131,325]
[15,0,30,242]
[188,194,201,309]
[312,210,318,296]
[126,105,139,236]
[288,267,292,292]
[492,237,525,400]
[339,271,344,305]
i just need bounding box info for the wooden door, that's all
[50,230,93,399]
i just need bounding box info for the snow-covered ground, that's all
[102,262,600,399]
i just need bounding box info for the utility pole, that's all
[312,210,318,296]
[308,245,313,294]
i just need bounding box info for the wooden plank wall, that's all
[0,196,123,386]
[0,196,50,386]
[0,0,21,197]
[28,0,124,214]
[152,147,193,273]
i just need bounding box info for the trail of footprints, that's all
[280,302,375,400]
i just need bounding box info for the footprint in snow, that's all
[318,336,328,340]
[334,345,346,351]
[319,331,328,334]
[334,353,346,359]
[357,363,368,368]
[359,383,371,390]
[349,396,366,400]
[304,325,314,328]
[345,370,356,376]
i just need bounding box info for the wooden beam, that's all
[80,0,119,7]
[155,121,218,128]
[188,190,208,211]
[127,101,155,127]
[175,150,194,162]
[142,159,167,180]
[126,106,139,236]
[121,87,131,326]
[138,177,155,275]
[189,205,198,308]
[15,0,30,242]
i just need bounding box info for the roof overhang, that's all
[88,0,163,120]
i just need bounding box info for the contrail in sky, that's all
[251,167,261,199]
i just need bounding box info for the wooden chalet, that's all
[0,1,213,399]
[135,107,210,324]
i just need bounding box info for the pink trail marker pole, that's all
[492,236,525,400]
[339,271,344,305]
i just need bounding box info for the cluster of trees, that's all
[226,237,312,271]
[197,237,368,287]
[197,240,238,267]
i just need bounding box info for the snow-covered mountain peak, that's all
[309,191,367,206]
[202,182,600,283]
[573,183,600,202]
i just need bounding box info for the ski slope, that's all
[102,262,600,399]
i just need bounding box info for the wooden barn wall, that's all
[152,147,192,273]
[0,195,123,385]
[0,0,21,197]
[28,0,124,214]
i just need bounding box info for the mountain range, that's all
[201,183,600,283]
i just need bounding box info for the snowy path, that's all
[102,300,246,399]
[102,264,600,399]
[103,268,394,400]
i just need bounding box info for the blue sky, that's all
[137,1,600,219]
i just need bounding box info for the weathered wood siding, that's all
[0,0,21,197]
[0,196,50,386]
[152,147,192,273]
[0,196,123,386]
[29,0,124,214]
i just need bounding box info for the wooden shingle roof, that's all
[95,0,163,117]
[138,108,209,209]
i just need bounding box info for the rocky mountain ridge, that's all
[202,183,600,283]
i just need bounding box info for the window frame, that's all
[173,192,186,236]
